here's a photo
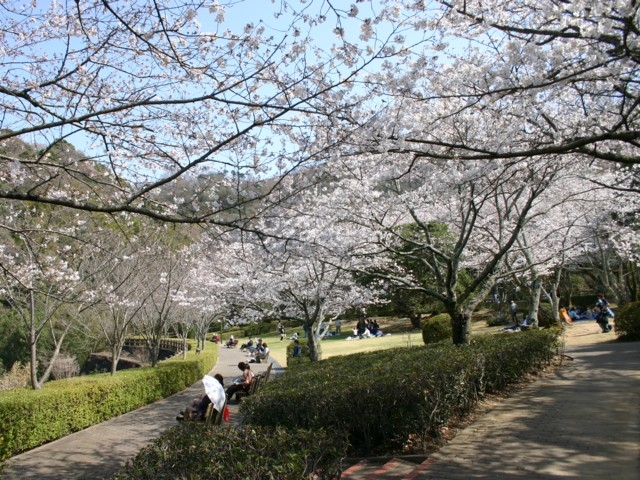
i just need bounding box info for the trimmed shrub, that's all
[242,329,558,456]
[470,329,561,392]
[536,304,557,328]
[243,321,275,337]
[0,346,216,461]
[421,313,452,344]
[614,301,640,340]
[116,424,348,480]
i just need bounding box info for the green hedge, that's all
[470,328,560,391]
[0,347,216,461]
[421,313,452,344]
[241,330,559,456]
[614,301,640,340]
[116,424,348,480]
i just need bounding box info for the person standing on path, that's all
[595,293,613,333]
[510,300,519,326]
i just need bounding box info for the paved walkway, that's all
[2,322,639,480]
[419,322,640,479]
[0,345,281,480]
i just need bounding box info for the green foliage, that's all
[243,321,275,337]
[0,348,215,461]
[569,295,598,309]
[242,330,558,456]
[485,310,510,327]
[0,309,28,370]
[470,329,560,391]
[614,302,640,340]
[536,304,557,328]
[421,313,452,344]
[116,424,348,480]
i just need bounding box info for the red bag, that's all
[223,405,230,422]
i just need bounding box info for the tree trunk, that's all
[38,326,70,386]
[624,261,638,303]
[451,310,471,345]
[110,344,121,376]
[149,339,160,367]
[306,325,322,361]
[28,290,40,390]
[528,277,542,328]
[409,312,422,329]
[29,329,39,390]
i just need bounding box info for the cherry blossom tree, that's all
[176,239,250,352]
[278,1,639,341]
[217,204,384,361]
[0,0,429,226]
[351,1,640,169]
[322,152,567,344]
[500,167,616,326]
[86,240,151,375]
[133,233,191,367]
[0,205,100,388]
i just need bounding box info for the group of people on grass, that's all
[352,316,383,339]
[176,361,256,422]
[505,292,614,334]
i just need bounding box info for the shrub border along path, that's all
[0,346,276,480]
[2,320,638,480]
[420,321,640,479]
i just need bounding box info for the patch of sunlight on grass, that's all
[255,327,424,367]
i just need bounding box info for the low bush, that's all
[242,329,558,456]
[470,329,560,392]
[243,321,275,338]
[536,304,557,328]
[0,362,30,392]
[486,312,511,327]
[0,347,215,461]
[116,424,348,480]
[614,301,640,340]
[421,313,452,344]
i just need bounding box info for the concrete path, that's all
[0,345,281,480]
[418,322,640,479]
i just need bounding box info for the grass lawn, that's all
[242,317,428,367]
[239,314,504,367]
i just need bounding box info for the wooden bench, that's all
[235,373,263,401]
[203,399,227,427]
[225,338,238,348]
[263,362,273,382]
[234,362,274,401]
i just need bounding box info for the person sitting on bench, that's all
[177,373,224,421]
[225,362,254,401]
[250,342,270,363]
